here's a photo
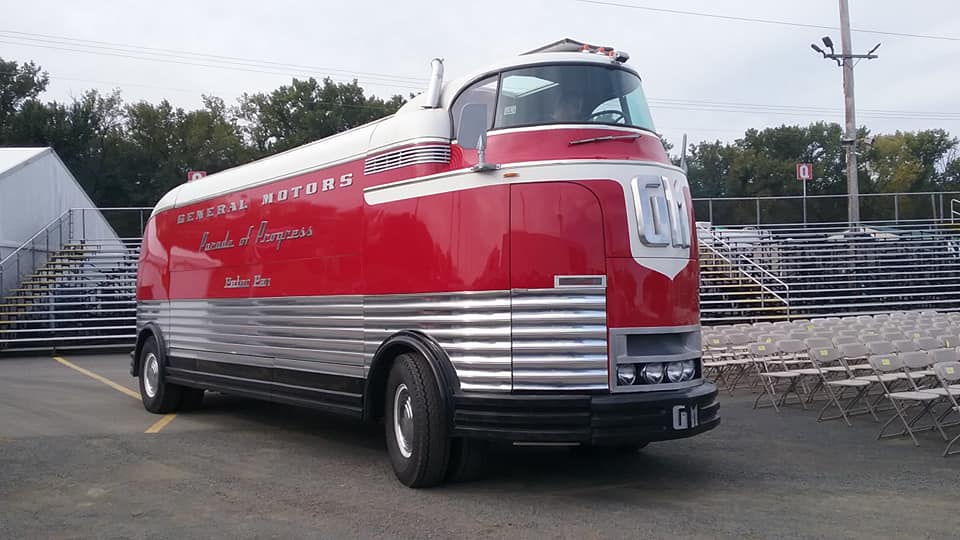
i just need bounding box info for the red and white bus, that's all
[133,39,719,487]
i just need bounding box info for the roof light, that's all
[578,43,629,63]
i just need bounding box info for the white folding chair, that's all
[931,362,960,457]
[810,346,876,425]
[870,352,946,447]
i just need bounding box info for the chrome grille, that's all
[363,144,451,175]
[510,287,608,391]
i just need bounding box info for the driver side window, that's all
[451,76,498,143]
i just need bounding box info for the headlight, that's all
[641,363,664,384]
[666,361,684,383]
[617,364,637,385]
[681,360,697,380]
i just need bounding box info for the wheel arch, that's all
[363,330,459,423]
[132,323,167,377]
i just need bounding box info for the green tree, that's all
[0,58,48,131]
[237,77,405,154]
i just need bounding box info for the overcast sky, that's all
[3,0,959,148]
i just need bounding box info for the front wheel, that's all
[384,352,450,488]
[138,336,182,414]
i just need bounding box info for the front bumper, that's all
[452,381,719,445]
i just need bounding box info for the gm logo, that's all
[632,176,691,249]
[672,405,699,430]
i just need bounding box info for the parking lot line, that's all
[52,356,140,400]
[145,414,177,434]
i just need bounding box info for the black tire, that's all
[180,388,205,411]
[445,438,488,483]
[384,352,450,488]
[138,336,182,414]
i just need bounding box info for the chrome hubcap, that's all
[143,352,159,398]
[393,384,414,458]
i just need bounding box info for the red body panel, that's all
[138,127,697,330]
[510,182,605,289]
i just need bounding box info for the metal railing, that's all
[0,207,150,353]
[0,210,71,299]
[698,219,960,323]
[697,225,790,319]
[694,191,960,227]
[951,199,960,224]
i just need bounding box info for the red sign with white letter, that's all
[796,163,813,181]
[187,170,207,182]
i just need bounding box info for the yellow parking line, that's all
[145,414,177,434]
[53,356,179,434]
[53,356,140,400]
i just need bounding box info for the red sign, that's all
[187,170,207,182]
[796,163,813,181]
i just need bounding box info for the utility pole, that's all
[810,2,880,226]
[838,0,859,224]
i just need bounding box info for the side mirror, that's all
[458,103,500,172]
[458,103,488,150]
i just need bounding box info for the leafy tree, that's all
[237,77,405,155]
[0,59,48,131]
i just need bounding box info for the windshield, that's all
[494,64,655,132]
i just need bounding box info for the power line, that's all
[650,97,960,118]
[0,29,428,85]
[0,38,426,92]
[0,70,402,112]
[576,0,960,42]
[6,66,958,122]
[648,98,960,121]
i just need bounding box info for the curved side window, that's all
[451,75,499,144]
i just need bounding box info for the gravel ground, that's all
[1,354,958,539]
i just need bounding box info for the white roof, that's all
[152,45,640,215]
[0,147,49,178]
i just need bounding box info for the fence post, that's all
[708,199,714,224]
[931,193,937,222]
[755,198,760,226]
[894,194,899,223]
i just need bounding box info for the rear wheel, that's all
[138,336,182,414]
[384,352,450,488]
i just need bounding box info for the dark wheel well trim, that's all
[132,323,167,377]
[363,330,459,423]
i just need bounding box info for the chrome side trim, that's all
[138,288,612,393]
[166,296,365,378]
[364,291,512,392]
[511,287,608,391]
[363,144,451,175]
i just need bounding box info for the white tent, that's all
[0,147,121,295]
[0,147,120,259]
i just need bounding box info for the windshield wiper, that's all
[568,134,643,146]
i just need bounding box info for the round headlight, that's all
[681,360,697,381]
[641,363,664,384]
[666,361,684,383]
[617,364,637,385]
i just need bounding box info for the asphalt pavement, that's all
[0,353,958,539]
